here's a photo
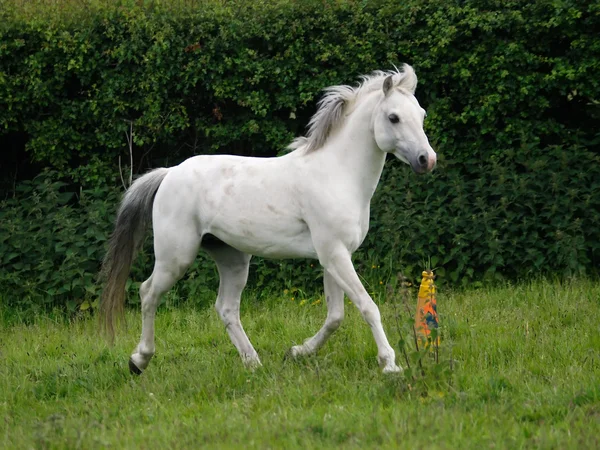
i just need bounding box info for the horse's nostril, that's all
[418,154,428,167]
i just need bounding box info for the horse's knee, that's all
[215,299,238,325]
[326,313,344,332]
[356,299,381,324]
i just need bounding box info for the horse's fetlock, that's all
[377,348,395,366]
[137,346,155,358]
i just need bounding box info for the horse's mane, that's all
[288,64,418,153]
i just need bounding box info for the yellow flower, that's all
[299,299,307,306]
[311,299,321,306]
[379,281,383,285]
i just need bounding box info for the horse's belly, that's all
[248,233,317,259]
[209,218,317,260]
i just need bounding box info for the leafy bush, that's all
[0,171,119,311]
[0,170,227,311]
[0,0,598,309]
[369,144,600,286]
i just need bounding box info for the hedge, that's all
[0,0,598,310]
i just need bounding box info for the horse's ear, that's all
[382,75,394,97]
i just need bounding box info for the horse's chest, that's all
[339,207,371,253]
[357,210,371,248]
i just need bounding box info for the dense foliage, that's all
[1,0,598,309]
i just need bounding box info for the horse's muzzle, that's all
[412,150,437,174]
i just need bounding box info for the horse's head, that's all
[372,65,436,174]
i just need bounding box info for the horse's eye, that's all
[388,114,400,124]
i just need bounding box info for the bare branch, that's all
[118,155,127,191]
[119,120,134,190]
[127,121,133,186]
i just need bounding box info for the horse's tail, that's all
[100,168,169,340]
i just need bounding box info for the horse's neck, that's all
[320,92,386,203]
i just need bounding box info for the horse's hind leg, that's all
[289,270,344,357]
[203,242,260,369]
[129,224,201,374]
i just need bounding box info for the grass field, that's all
[1,279,599,449]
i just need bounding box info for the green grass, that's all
[1,279,599,449]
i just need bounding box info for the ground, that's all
[1,279,599,449]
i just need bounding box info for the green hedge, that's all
[1,0,599,309]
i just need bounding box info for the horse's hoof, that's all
[128,358,143,375]
[382,364,403,374]
[291,345,307,358]
[284,346,301,361]
[242,356,262,371]
[283,347,297,361]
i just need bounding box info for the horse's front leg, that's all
[289,269,344,357]
[317,243,401,373]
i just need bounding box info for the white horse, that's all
[100,64,437,374]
